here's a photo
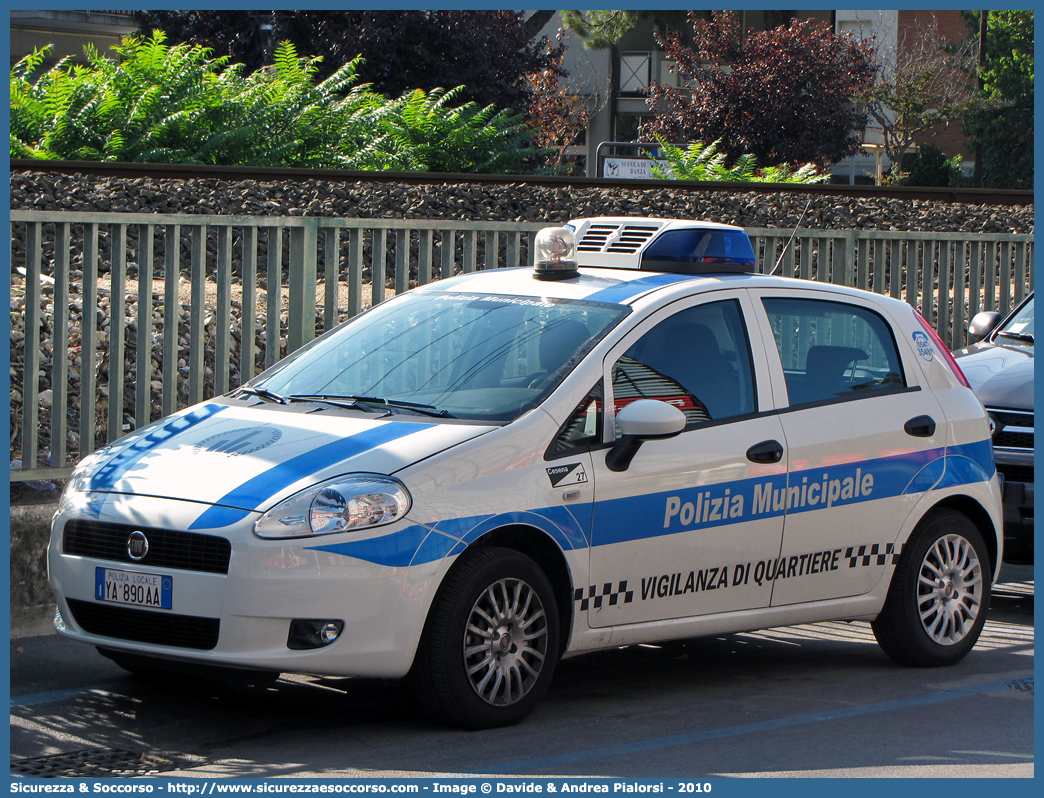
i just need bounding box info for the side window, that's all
[550,383,603,455]
[762,297,906,406]
[611,299,757,427]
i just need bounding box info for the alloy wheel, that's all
[917,533,983,645]
[463,577,549,706]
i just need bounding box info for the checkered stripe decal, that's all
[574,581,633,610]
[845,543,902,568]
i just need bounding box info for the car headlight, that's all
[253,475,411,539]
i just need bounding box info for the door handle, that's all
[746,439,784,464]
[904,415,936,438]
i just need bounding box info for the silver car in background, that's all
[954,293,1034,563]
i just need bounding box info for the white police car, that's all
[49,217,1002,729]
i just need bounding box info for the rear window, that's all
[762,298,906,406]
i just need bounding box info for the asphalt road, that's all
[10,564,1033,780]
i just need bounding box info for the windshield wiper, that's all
[246,391,455,418]
[238,386,288,404]
[344,395,457,418]
[996,330,1034,344]
[285,394,381,413]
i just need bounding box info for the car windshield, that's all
[250,291,629,423]
[996,295,1034,344]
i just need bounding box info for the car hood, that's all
[953,341,1034,410]
[80,400,496,512]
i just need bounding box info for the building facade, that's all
[535,10,974,182]
[10,10,138,70]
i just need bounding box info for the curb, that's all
[10,501,59,638]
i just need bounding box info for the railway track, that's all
[11,159,1034,206]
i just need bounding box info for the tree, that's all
[856,17,977,176]
[960,10,1033,189]
[644,12,876,167]
[560,10,643,49]
[522,11,557,41]
[559,10,694,49]
[524,32,593,174]
[133,10,561,115]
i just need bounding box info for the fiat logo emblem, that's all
[127,531,149,561]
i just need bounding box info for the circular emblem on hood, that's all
[127,531,149,561]
[193,427,282,457]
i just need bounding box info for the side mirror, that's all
[605,400,686,472]
[968,311,1002,342]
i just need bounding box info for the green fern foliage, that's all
[10,33,536,173]
[375,87,534,173]
[650,137,828,184]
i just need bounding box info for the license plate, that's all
[95,567,173,610]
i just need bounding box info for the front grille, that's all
[64,520,231,574]
[997,463,1034,484]
[989,408,1033,451]
[67,599,220,650]
[995,429,1034,449]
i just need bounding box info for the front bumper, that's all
[48,493,450,678]
[995,448,1034,563]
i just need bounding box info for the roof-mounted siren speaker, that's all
[533,227,579,281]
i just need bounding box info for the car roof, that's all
[416,266,903,311]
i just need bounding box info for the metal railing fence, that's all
[10,210,1033,483]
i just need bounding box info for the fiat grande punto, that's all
[49,218,1003,728]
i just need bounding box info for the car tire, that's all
[872,509,991,667]
[410,546,560,729]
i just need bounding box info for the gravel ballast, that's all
[11,170,1035,232]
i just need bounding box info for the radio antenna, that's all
[770,197,813,276]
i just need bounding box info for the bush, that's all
[371,87,534,174]
[885,143,970,187]
[10,32,535,173]
[649,138,828,184]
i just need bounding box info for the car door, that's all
[748,289,948,606]
[584,291,789,627]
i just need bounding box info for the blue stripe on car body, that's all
[88,404,227,491]
[583,272,696,305]
[593,447,950,547]
[188,422,433,529]
[305,524,437,568]
[457,509,588,552]
[308,508,588,567]
[306,439,994,566]
[945,439,996,476]
[427,270,693,307]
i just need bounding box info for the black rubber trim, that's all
[67,599,220,650]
